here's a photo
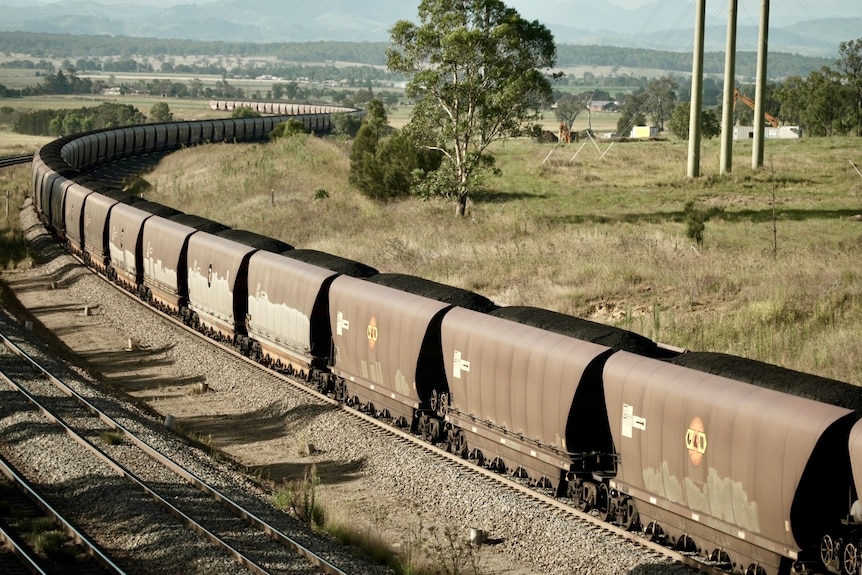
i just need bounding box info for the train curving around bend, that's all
[27,101,862,575]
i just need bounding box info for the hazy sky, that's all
[507,0,854,28]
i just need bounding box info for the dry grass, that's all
[0,164,34,270]
[140,132,862,385]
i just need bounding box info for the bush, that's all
[273,465,325,527]
[149,102,173,122]
[349,125,442,201]
[231,106,261,119]
[332,112,362,137]
[269,119,306,140]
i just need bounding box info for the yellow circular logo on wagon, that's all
[367,316,378,350]
[686,416,707,466]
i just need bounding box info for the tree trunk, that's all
[455,193,468,217]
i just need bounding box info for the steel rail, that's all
[0,450,124,575]
[0,521,50,575]
[0,354,275,575]
[0,330,350,575]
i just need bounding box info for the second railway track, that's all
[0,315,384,575]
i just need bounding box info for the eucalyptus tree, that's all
[387,0,556,216]
[837,39,862,135]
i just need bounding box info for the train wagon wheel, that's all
[621,498,639,531]
[822,535,838,568]
[675,534,697,554]
[596,483,610,522]
[644,522,666,544]
[844,542,859,575]
[744,564,767,575]
[709,549,731,568]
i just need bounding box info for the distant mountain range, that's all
[0,0,858,57]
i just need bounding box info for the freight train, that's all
[27,105,862,575]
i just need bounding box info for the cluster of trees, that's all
[0,59,55,71]
[31,69,94,95]
[0,33,390,65]
[71,58,154,73]
[1,32,833,81]
[14,102,146,136]
[567,39,862,140]
[348,100,442,200]
[772,40,862,136]
[0,70,96,98]
[555,45,830,81]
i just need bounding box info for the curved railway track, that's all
[0,329,351,575]
[51,226,721,575]
[3,125,721,575]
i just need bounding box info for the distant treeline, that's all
[0,32,833,80]
[14,102,146,136]
[554,45,831,82]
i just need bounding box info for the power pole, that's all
[687,0,706,178]
[752,0,770,169]
[719,0,738,175]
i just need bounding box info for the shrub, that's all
[269,119,306,140]
[231,106,261,119]
[273,465,325,527]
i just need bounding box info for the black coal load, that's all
[490,306,680,359]
[216,229,292,253]
[282,249,378,278]
[368,273,497,313]
[671,351,862,410]
[168,213,230,234]
[133,200,182,219]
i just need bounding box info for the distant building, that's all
[588,100,619,113]
[630,125,659,138]
[733,126,802,140]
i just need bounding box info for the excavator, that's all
[733,88,779,128]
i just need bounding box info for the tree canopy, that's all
[387,0,556,216]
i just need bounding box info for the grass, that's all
[278,471,486,575]
[99,430,125,445]
[133,130,862,386]
[0,164,34,270]
[1,97,860,384]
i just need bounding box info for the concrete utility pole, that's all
[752,0,770,169]
[719,0,739,175]
[687,0,706,178]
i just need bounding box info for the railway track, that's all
[55,235,724,575]
[0,450,124,575]
[0,329,352,575]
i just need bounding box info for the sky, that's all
[506,0,856,28]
